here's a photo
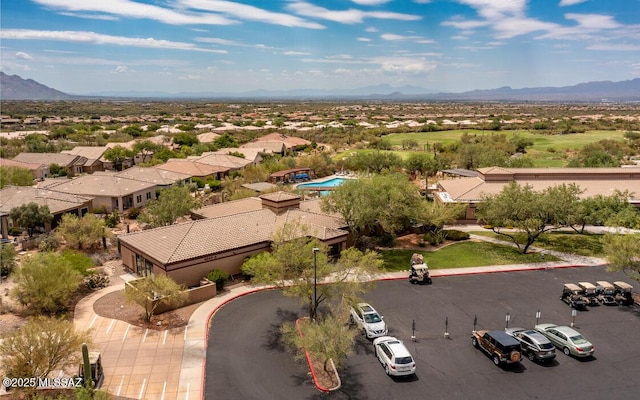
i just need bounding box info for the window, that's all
[146,192,151,200]
[135,254,154,277]
[136,195,142,203]
[75,166,82,173]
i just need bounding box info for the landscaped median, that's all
[295,317,342,392]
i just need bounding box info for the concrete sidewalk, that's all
[74,235,606,400]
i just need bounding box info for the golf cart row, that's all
[561,281,635,309]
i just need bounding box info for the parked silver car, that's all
[534,323,594,358]
[505,327,556,362]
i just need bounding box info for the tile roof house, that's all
[0,157,49,180]
[61,146,107,173]
[240,141,286,155]
[252,133,311,151]
[119,192,349,286]
[188,153,252,176]
[0,186,93,238]
[214,147,263,164]
[154,159,226,180]
[13,152,86,177]
[196,131,221,143]
[435,166,640,222]
[38,171,160,213]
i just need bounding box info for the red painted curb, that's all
[377,264,601,281]
[295,318,334,393]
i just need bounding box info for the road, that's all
[205,266,640,400]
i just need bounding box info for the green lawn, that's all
[383,129,626,168]
[469,231,605,257]
[379,241,558,272]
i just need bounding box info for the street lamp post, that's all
[312,247,319,321]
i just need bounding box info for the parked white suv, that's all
[373,336,416,377]
[350,302,387,339]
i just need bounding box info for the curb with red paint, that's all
[295,317,341,393]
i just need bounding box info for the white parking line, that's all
[161,381,167,400]
[106,319,115,334]
[185,383,190,400]
[183,326,188,341]
[138,378,147,400]
[116,375,124,396]
[122,324,131,341]
[163,330,168,345]
[88,314,98,329]
[142,328,149,343]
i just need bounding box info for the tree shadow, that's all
[262,307,301,352]
[306,366,366,400]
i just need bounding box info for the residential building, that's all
[61,146,107,173]
[435,166,640,222]
[119,192,349,286]
[0,157,49,180]
[0,186,93,238]
[13,152,86,177]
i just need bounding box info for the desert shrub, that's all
[8,227,23,236]
[84,272,110,289]
[37,233,60,252]
[104,210,120,228]
[423,231,447,246]
[376,232,396,247]
[126,207,141,220]
[207,268,229,290]
[443,230,470,241]
[93,205,108,215]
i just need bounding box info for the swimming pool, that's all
[296,177,348,189]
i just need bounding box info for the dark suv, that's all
[472,330,522,366]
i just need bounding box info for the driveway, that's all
[205,266,640,400]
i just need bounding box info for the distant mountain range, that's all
[0,71,71,100]
[1,71,639,102]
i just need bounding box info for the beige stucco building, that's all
[118,192,349,287]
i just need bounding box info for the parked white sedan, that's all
[373,336,416,377]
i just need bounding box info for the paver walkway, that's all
[72,232,608,399]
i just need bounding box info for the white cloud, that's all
[32,0,236,26]
[380,33,434,43]
[282,50,311,56]
[587,43,640,51]
[365,27,379,32]
[16,52,33,60]
[59,12,119,21]
[0,29,225,53]
[351,0,392,5]
[196,37,241,46]
[114,65,129,73]
[374,56,437,74]
[181,0,324,29]
[442,18,488,30]
[559,0,587,6]
[357,37,372,42]
[564,13,621,30]
[413,0,432,3]
[493,17,559,39]
[287,1,421,24]
[179,74,201,80]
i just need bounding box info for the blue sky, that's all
[1,0,639,95]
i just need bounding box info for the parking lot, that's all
[205,266,640,400]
